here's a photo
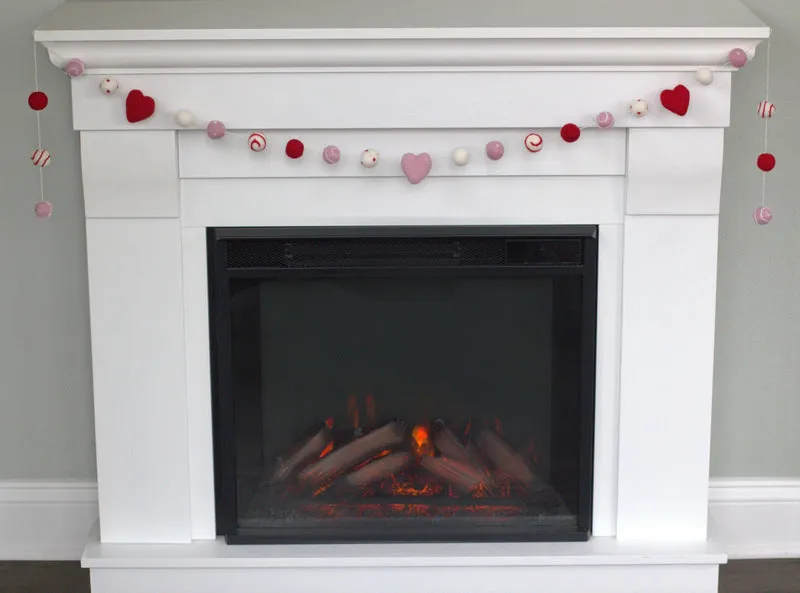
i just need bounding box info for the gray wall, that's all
[0,0,796,480]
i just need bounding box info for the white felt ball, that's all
[175,110,196,127]
[628,99,649,118]
[695,68,714,86]
[452,147,470,166]
[360,149,379,168]
[99,77,119,95]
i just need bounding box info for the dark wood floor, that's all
[1,559,798,592]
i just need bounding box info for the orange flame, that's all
[319,441,334,459]
[411,425,434,458]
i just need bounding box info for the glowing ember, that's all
[411,425,434,457]
[351,448,392,473]
[319,441,334,459]
[325,417,334,429]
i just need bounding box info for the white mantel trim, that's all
[37,37,765,71]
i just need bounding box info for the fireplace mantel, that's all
[36,0,768,70]
[35,1,768,592]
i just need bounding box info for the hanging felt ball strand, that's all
[596,112,615,128]
[248,132,267,152]
[99,77,119,95]
[757,101,775,119]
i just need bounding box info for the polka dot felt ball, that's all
[757,153,776,172]
[28,91,48,111]
[561,123,581,143]
[286,139,305,159]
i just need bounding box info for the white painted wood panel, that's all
[180,176,624,228]
[69,72,732,131]
[626,129,725,215]
[89,564,720,593]
[85,218,192,543]
[81,131,179,218]
[181,227,216,540]
[592,225,624,537]
[616,215,719,541]
[178,129,625,179]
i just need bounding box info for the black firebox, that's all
[207,226,597,544]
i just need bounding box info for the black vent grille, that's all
[225,236,584,270]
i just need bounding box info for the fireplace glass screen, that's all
[208,226,597,543]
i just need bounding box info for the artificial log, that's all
[420,456,489,495]
[476,429,534,486]
[271,425,331,483]
[344,452,411,489]
[298,421,405,488]
[433,422,489,476]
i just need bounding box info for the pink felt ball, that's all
[729,48,748,68]
[206,120,226,140]
[34,201,53,218]
[485,141,505,161]
[753,206,772,225]
[596,112,615,128]
[64,59,85,78]
[322,145,341,164]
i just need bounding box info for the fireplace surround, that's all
[35,0,769,591]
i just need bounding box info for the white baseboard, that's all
[1,478,797,561]
[0,480,98,560]
[709,478,800,559]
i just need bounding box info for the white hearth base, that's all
[83,527,725,593]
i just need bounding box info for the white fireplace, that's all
[37,0,768,591]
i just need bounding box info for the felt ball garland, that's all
[30,44,771,220]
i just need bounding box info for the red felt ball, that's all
[757,153,776,172]
[28,91,49,111]
[285,139,305,159]
[561,123,581,143]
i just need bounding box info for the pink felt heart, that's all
[401,153,432,185]
[660,84,691,116]
[126,90,156,123]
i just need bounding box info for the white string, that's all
[33,37,45,204]
[761,40,772,207]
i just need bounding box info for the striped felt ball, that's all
[757,101,775,119]
[31,148,52,168]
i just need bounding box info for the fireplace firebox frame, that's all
[207,225,598,544]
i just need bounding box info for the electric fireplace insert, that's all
[208,226,597,544]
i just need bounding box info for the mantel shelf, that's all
[35,0,769,71]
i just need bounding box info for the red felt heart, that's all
[126,90,156,123]
[660,84,691,116]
